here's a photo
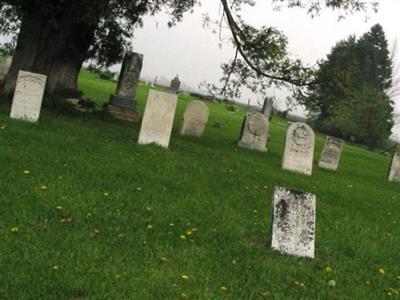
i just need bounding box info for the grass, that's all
[0,70,400,299]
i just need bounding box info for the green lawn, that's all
[0,70,400,299]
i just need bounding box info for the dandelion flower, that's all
[53,265,59,271]
[160,256,168,262]
[94,229,100,234]
[180,235,187,240]
[220,286,227,292]
[379,268,385,275]
[10,227,18,233]
[181,274,189,280]
[169,223,175,227]
[104,192,109,196]
[40,185,47,190]
[56,206,63,210]
[146,207,151,211]
[325,266,332,273]
[23,170,30,175]
[147,224,153,229]
[137,187,142,191]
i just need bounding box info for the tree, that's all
[0,0,378,102]
[300,24,394,148]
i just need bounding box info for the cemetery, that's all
[0,69,399,299]
[0,0,400,299]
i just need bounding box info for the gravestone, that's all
[319,136,345,171]
[108,51,143,122]
[169,75,180,93]
[261,97,273,120]
[10,71,47,122]
[180,100,209,137]
[138,89,178,148]
[388,152,400,182]
[271,187,316,259]
[282,122,315,175]
[238,112,268,152]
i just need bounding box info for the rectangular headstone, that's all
[282,122,315,175]
[271,187,316,259]
[388,152,400,182]
[138,89,178,148]
[10,71,47,122]
[318,136,345,171]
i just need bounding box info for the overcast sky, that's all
[130,0,400,117]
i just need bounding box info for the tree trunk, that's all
[1,11,97,101]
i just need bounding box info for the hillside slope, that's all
[0,70,399,299]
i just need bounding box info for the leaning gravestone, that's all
[10,71,47,122]
[319,136,345,171]
[388,152,400,182]
[282,122,315,175]
[108,51,143,122]
[138,89,178,148]
[180,100,209,137]
[238,112,268,152]
[271,187,316,259]
[261,97,273,120]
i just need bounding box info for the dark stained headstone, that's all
[271,187,316,259]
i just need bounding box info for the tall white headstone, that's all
[388,153,400,182]
[271,187,316,259]
[138,89,178,148]
[282,122,315,175]
[10,71,47,122]
[180,100,209,137]
[238,112,268,152]
[319,136,345,171]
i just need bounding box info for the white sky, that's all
[131,0,400,116]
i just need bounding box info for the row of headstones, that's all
[8,69,400,182]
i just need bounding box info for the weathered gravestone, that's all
[271,187,316,259]
[282,122,315,175]
[138,89,178,148]
[261,97,274,120]
[10,71,47,122]
[169,75,180,93]
[238,112,268,152]
[180,100,209,137]
[319,136,345,171]
[108,51,143,122]
[388,153,400,182]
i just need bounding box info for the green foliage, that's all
[98,69,115,81]
[301,24,394,148]
[0,69,400,299]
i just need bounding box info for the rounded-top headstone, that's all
[238,112,269,152]
[180,100,209,137]
[282,122,315,175]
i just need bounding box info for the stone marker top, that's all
[271,186,316,259]
[180,100,209,137]
[261,97,273,119]
[319,136,345,171]
[388,152,400,182]
[170,75,181,92]
[115,51,143,98]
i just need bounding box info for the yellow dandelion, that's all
[53,265,59,271]
[180,235,187,240]
[56,206,63,210]
[181,274,189,280]
[379,268,385,275]
[94,229,100,234]
[147,224,153,229]
[10,227,18,233]
[325,266,332,273]
[220,286,228,292]
[180,293,187,299]
[186,230,192,236]
[160,256,168,262]
[104,192,109,196]
[169,223,175,227]
[396,275,400,280]
[191,228,198,232]
[23,170,30,175]
[146,206,151,211]
[40,185,47,190]
[137,187,142,191]
[60,218,72,224]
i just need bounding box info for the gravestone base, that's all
[238,140,268,152]
[108,95,139,122]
